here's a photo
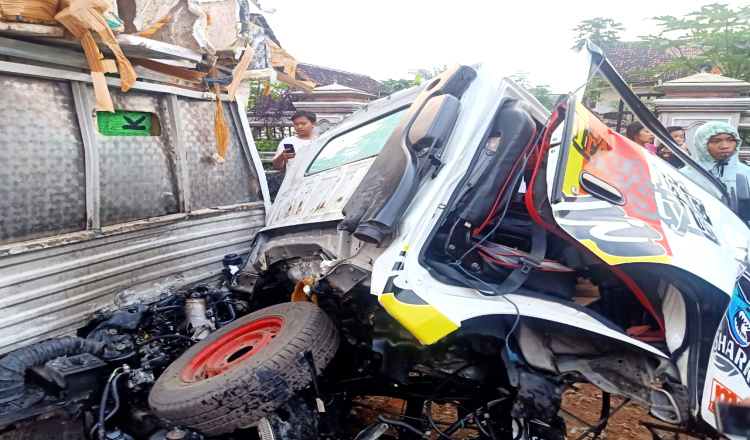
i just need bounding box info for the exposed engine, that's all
[0,255,252,440]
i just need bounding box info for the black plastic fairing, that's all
[454,99,536,225]
[339,65,477,245]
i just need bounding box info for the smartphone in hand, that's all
[716,402,750,436]
[284,143,295,154]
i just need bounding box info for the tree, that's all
[639,4,750,81]
[409,64,449,81]
[247,81,296,135]
[382,65,451,94]
[570,18,624,107]
[571,17,625,52]
[381,78,416,94]
[511,71,555,110]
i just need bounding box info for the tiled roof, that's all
[602,42,704,84]
[296,63,382,95]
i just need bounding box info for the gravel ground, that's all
[345,384,698,440]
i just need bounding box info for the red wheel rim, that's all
[181,317,283,382]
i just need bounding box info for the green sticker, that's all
[97,110,154,136]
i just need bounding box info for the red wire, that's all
[478,251,517,268]
[477,245,559,263]
[478,251,574,273]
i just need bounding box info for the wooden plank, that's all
[227,45,255,101]
[0,21,63,37]
[131,58,207,83]
[80,31,114,112]
[0,36,89,69]
[243,68,274,81]
[55,0,137,92]
[268,40,297,69]
[276,70,314,94]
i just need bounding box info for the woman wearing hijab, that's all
[682,121,750,193]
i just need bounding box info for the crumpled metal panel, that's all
[0,205,265,355]
[177,98,260,210]
[87,86,180,225]
[267,158,371,229]
[264,86,421,231]
[0,74,86,245]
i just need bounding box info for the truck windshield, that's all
[306,108,407,175]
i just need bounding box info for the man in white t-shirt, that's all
[272,111,317,174]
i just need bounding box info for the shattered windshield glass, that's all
[306,108,407,175]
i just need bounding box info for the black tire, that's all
[148,302,339,436]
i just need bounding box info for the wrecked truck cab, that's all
[2,49,750,440]
[227,56,750,438]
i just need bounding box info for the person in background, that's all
[272,110,317,173]
[667,126,687,154]
[626,121,657,153]
[682,121,750,193]
[656,125,687,168]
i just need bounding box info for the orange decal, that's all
[709,379,740,413]
[564,103,673,258]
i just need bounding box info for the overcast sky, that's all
[264,0,744,93]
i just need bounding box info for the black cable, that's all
[573,398,630,440]
[488,418,499,440]
[425,364,478,440]
[91,369,125,439]
[95,378,112,439]
[444,410,480,436]
[104,373,125,423]
[352,402,452,426]
[215,300,236,327]
[155,294,178,307]
[377,416,425,438]
[212,304,223,329]
[471,401,492,439]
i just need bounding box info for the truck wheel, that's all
[148,302,339,436]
